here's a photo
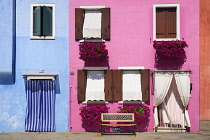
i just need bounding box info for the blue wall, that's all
[0,0,69,132]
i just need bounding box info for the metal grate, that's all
[101,113,134,122]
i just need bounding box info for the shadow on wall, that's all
[84,60,110,68]
[154,55,187,70]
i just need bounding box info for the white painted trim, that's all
[23,73,58,81]
[153,4,180,41]
[80,5,105,10]
[118,66,144,70]
[83,67,108,70]
[82,101,108,104]
[30,4,55,39]
[118,101,144,104]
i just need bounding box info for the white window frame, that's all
[79,6,105,42]
[82,67,108,104]
[118,66,145,104]
[153,4,180,41]
[30,4,55,39]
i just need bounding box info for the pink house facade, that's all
[69,0,199,132]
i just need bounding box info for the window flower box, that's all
[79,41,108,62]
[153,40,188,58]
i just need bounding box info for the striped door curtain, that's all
[25,80,56,132]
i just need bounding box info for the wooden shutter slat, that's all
[156,8,166,38]
[113,70,122,101]
[165,8,176,38]
[105,70,113,101]
[75,8,84,40]
[141,69,150,102]
[101,8,110,40]
[42,6,52,36]
[77,70,86,102]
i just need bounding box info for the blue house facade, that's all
[0,0,69,132]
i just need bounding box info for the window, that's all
[30,4,55,39]
[153,4,180,41]
[75,6,110,41]
[77,69,150,103]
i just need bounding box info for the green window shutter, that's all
[42,6,53,36]
[33,6,42,36]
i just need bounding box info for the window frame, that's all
[30,4,55,39]
[153,4,180,41]
[75,6,110,41]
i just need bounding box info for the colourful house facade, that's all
[69,0,199,132]
[200,0,210,120]
[0,0,69,132]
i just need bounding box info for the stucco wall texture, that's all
[0,0,69,132]
[70,0,200,132]
[200,0,210,120]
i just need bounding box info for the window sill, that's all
[118,101,144,104]
[79,39,105,42]
[82,100,108,104]
[30,36,55,40]
[154,38,180,41]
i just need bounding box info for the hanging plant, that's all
[80,105,109,128]
[79,41,108,62]
[153,40,188,58]
[118,105,150,125]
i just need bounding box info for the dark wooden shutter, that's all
[165,8,176,38]
[33,6,42,36]
[141,69,150,102]
[156,8,176,38]
[156,8,166,38]
[101,8,110,40]
[113,70,122,101]
[77,70,86,102]
[105,70,113,101]
[75,8,84,40]
[42,6,52,36]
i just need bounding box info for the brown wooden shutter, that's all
[165,8,176,38]
[156,8,176,39]
[101,8,110,40]
[105,70,113,101]
[77,70,86,102]
[141,69,150,102]
[75,8,84,40]
[113,70,122,101]
[156,8,166,38]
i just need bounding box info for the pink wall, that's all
[69,0,199,132]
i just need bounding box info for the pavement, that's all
[0,121,210,140]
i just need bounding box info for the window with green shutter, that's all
[30,4,55,39]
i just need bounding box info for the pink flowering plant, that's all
[118,105,150,125]
[153,40,188,57]
[80,105,109,128]
[79,41,108,62]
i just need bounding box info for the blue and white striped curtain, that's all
[25,80,56,132]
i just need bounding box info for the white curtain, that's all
[83,10,102,38]
[122,71,142,101]
[158,78,185,128]
[154,73,173,127]
[86,71,105,101]
[174,73,191,127]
